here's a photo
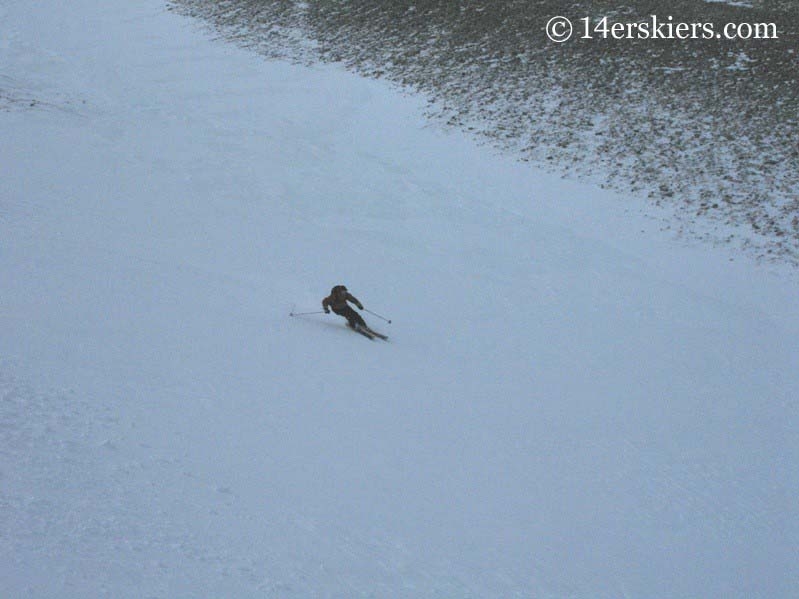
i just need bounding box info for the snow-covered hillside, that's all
[171,0,799,264]
[2,1,797,597]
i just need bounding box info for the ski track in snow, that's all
[1,0,798,597]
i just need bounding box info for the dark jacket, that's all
[322,286,363,313]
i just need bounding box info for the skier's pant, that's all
[333,306,366,329]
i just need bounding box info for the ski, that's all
[350,324,375,340]
[362,326,388,341]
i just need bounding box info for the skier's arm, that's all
[346,293,364,310]
[322,296,331,313]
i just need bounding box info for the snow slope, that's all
[1,0,798,597]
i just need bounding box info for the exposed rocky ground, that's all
[168,0,798,264]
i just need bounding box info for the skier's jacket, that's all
[322,286,363,313]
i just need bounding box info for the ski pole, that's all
[289,310,326,317]
[364,308,392,324]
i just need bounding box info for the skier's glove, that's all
[324,308,330,314]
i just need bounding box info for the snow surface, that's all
[1,0,798,597]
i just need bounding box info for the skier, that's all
[322,285,367,331]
